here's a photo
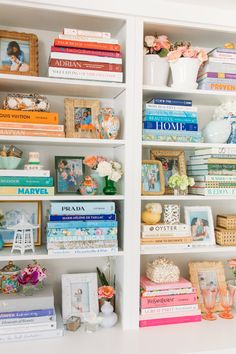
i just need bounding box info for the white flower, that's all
[112,161,121,170]
[109,170,122,182]
[145,35,155,48]
[97,161,112,177]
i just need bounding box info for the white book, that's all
[0,315,56,327]
[140,304,199,315]
[194,147,236,156]
[47,247,119,255]
[0,170,50,177]
[141,232,191,238]
[0,321,56,334]
[145,104,197,112]
[142,288,194,297]
[189,187,236,196]
[141,223,190,235]
[193,175,236,182]
[140,244,192,251]
[50,52,122,64]
[58,34,118,44]
[48,67,123,82]
[63,28,111,39]
[139,309,201,320]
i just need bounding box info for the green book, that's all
[0,176,53,187]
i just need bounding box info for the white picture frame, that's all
[62,273,98,323]
[184,206,215,246]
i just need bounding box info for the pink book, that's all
[141,293,197,309]
[140,276,192,291]
[139,314,202,327]
[51,46,122,58]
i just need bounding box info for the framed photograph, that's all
[0,201,41,246]
[184,206,215,246]
[141,160,165,195]
[55,156,84,194]
[150,149,186,194]
[62,273,98,323]
[189,261,227,312]
[65,98,100,138]
[0,30,38,76]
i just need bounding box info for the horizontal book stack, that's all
[48,28,123,82]
[47,201,118,255]
[0,286,63,343]
[198,47,236,91]
[188,147,236,196]
[139,276,201,327]
[140,223,193,251]
[142,98,203,143]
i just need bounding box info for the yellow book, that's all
[0,187,54,196]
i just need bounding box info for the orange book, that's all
[0,110,59,125]
[0,129,65,137]
[54,39,120,52]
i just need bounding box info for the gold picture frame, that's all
[150,149,186,194]
[189,261,227,312]
[65,98,100,139]
[0,30,38,76]
[141,160,165,195]
[0,201,42,246]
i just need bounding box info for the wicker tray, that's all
[215,227,236,246]
[217,215,236,230]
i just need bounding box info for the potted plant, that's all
[167,41,208,89]
[168,174,195,195]
[143,34,171,86]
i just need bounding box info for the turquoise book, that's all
[0,177,53,187]
[47,227,118,237]
[47,220,117,229]
[144,115,197,124]
[47,233,117,242]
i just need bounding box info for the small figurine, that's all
[141,203,162,225]
[24,152,44,171]
[78,176,98,195]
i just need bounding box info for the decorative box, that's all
[3,93,50,111]
[215,227,236,246]
[146,257,180,283]
[217,215,236,230]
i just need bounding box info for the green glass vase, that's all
[103,177,117,195]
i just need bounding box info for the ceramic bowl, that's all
[0,156,22,169]
[203,120,231,143]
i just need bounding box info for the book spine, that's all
[141,237,193,244]
[144,115,197,124]
[0,122,64,131]
[140,244,192,251]
[194,182,236,188]
[211,52,236,59]
[141,223,189,233]
[208,57,236,64]
[140,304,199,315]
[50,52,122,64]
[58,34,118,44]
[141,232,190,238]
[47,220,117,229]
[142,129,201,137]
[211,47,236,54]
[143,122,198,131]
[54,39,121,52]
[198,82,236,91]
[47,227,117,237]
[189,187,236,195]
[188,158,236,165]
[142,132,203,143]
[141,288,195,297]
[50,202,115,215]
[0,309,54,320]
[0,315,56,326]
[47,240,118,250]
[49,214,116,221]
[144,108,197,115]
[0,110,58,124]
[0,327,64,343]
[190,154,236,159]
[51,46,122,58]
[0,170,50,177]
[47,234,117,242]
[49,58,122,72]
[0,322,56,334]
[0,187,54,196]
[188,170,236,176]
[0,177,53,187]
[145,104,196,112]
[47,247,118,255]
[0,129,65,137]
[141,293,197,309]
[196,175,236,182]
[48,67,123,82]
[147,98,192,106]
[139,314,201,327]
[198,72,236,79]
[63,28,111,39]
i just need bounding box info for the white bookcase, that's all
[1,1,236,353]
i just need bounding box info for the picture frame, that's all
[150,149,186,194]
[184,206,215,246]
[62,273,99,323]
[189,261,227,312]
[141,160,165,195]
[64,98,100,138]
[55,156,84,194]
[0,30,38,76]
[0,201,41,246]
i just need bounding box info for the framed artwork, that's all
[141,160,165,195]
[184,206,215,246]
[65,98,100,138]
[189,261,227,312]
[0,30,38,76]
[150,149,186,194]
[55,156,84,194]
[0,201,41,246]
[62,273,98,323]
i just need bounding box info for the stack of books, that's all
[188,147,236,196]
[198,47,236,91]
[48,28,123,82]
[139,276,201,327]
[46,201,118,255]
[140,223,193,251]
[0,109,64,138]
[0,286,63,343]
[142,98,203,143]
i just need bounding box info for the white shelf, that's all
[141,244,236,255]
[141,195,236,201]
[0,195,124,201]
[142,141,236,150]
[0,74,126,99]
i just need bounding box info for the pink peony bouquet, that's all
[83,155,107,170]
[18,262,47,286]
[144,35,171,57]
[167,40,208,63]
[98,285,115,300]
[228,259,236,278]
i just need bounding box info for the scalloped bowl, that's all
[0,156,22,169]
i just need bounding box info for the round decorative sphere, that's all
[203,120,231,143]
[141,203,162,225]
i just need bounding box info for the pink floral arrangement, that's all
[18,262,47,286]
[144,35,171,57]
[98,285,115,300]
[83,155,123,182]
[167,40,208,63]
[228,259,236,278]
[83,155,107,170]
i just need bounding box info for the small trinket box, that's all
[66,316,81,331]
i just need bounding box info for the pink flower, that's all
[98,286,115,299]
[167,49,182,62]
[153,41,161,52]
[156,35,171,50]
[183,48,198,58]
[228,259,236,268]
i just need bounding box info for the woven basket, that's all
[217,215,236,230]
[215,227,236,246]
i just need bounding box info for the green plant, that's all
[168,174,195,191]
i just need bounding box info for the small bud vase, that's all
[103,176,117,195]
[173,188,188,196]
[100,301,118,328]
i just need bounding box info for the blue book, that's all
[50,202,115,215]
[142,129,202,137]
[0,309,54,319]
[0,177,53,187]
[49,214,116,221]
[143,121,198,131]
[47,227,117,237]
[144,115,197,124]
[144,110,197,118]
[147,98,192,106]
[47,220,117,229]
[47,234,117,242]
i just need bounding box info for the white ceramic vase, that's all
[143,55,169,86]
[170,57,200,89]
[203,120,231,143]
[100,300,118,328]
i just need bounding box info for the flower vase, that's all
[100,301,118,328]
[173,188,188,196]
[22,283,36,296]
[143,55,169,86]
[227,280,236,308]
[103,177,117,195]
[90,171,105,195]
[170,57,200,89]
